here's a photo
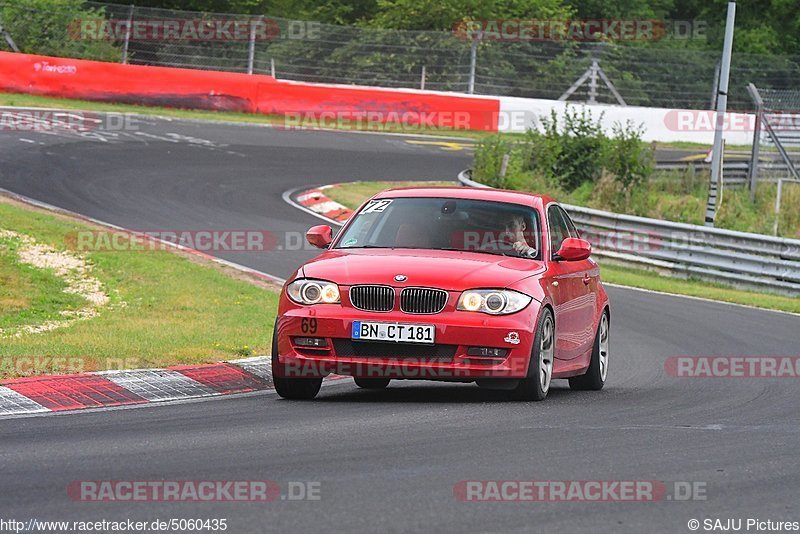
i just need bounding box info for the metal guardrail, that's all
[457,169,800,296]
[654,160,799,186]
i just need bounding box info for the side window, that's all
[556,205,579,239]
[547,205,571,259]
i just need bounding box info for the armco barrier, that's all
[0,52,499,131]
[0,52,767,144]
[457,169,800,296]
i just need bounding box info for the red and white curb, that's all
[0,357,274,416]
[294,185,353,223]
[0,189,357,418]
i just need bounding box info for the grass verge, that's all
[326,181,800,314]
[0,195,279,378]
[0,92,758,151]
[0,92,485,140]
[324,180,450,208]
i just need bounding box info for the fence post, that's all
[420,65,426,90]
[705,1,736,227]
[467,31,481,94]
[499,153,510,178]
[270,57,276,78]
[121,4,134,64]
[709,60,720,110]
[588,59,599,104]
[246,17,259,74]
[773,177,783,236]
[746,83,763,202]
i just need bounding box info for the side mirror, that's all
[555,237,592,261]
[306,225,332,249]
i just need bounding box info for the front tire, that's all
[510,307,554,401]
[271,321,322,400]
[569,310,609,391]
[354,378,391,389]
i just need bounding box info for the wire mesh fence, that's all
[1,0,800,111]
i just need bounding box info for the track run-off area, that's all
[0,112,798,533]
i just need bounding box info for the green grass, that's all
[498,169,800,239]
[0,235,86,329]
[324,180,450,208]
[0,92,487,140]
[0,92,760,151]
[599,263,800,314]
[327,180,800,315]
[0,197,279,378]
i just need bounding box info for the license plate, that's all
[352,321,435,344]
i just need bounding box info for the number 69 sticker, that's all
[362,199,393,214]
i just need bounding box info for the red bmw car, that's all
[273,187,609,401]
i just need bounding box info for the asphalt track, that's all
[1,112,799,533]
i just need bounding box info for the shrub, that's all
[607,121,654,208]
[472,135,529,189]
[528,107,609,190]
[1,0,121,61]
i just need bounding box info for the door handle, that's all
[582,274,591,285]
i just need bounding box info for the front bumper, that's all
[274,304,539,380]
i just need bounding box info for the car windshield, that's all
[334,197,541,260]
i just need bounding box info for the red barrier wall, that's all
[0,52,499,131]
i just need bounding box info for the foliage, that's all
[607,121,653,207]
[528,107,609,190]
[472,135,530,189]
[0,0,120,60]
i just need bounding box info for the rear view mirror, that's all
[306,225,332,249]
[555,237,591,261]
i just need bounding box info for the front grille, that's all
[332,339,457,362]
[400,287,448,314]
[349,285,395,312]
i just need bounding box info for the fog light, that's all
[294,337,328,348]
[467,347,508,358]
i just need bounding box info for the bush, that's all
[528,107,610,190]
[472,135,529,189]
[607,121,654,208]
[1,0,121,61]
[473,107,655,202]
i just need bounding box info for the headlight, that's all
[456,289,531,315]
[287,279,340,305]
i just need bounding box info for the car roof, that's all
[372,186,555,209]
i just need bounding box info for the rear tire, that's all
[510,307,554,401]
[569,310,609,391]
[354,378,391,389]
[271,321,322,400]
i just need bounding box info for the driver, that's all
[503,214,536,258]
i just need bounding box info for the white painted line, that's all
[0,187,286,285]
[102,369,217,402]
[283,184,799,318]
[0,105,479,143]
[0,386,49,415]
[603,282,800,317]
[18,138,35,144]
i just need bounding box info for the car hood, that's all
[301,248,545,291]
